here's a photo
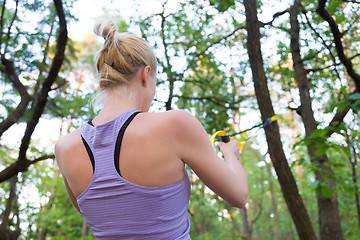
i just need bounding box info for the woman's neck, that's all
[92,86,144,126]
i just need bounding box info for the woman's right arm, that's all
[54,133,82,213]
[168,110,248,208]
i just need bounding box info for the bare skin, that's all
[55,65,248,212]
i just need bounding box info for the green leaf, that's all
[311,128,327,138]
[320,186,332,199]
[348,93,360,100]
[315,146,328,156]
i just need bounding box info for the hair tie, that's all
[104,61,112,67]
[104,38,112,44]
[104,61,123,74]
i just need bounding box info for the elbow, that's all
[228,198,247,209]
[228,192,248,209]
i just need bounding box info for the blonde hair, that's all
[93,21,157,90]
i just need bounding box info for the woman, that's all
[55,21,248,240]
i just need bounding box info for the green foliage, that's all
[208,0,235,12]
[21,160,90,240]
[1,0,360,239]
[46,92,96,119]
[0,0,95,238]
[133,0,247,131]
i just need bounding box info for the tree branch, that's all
[350,53,360,61]
[0,0,67,183]
[303,9,342,80]
[0,97,32,139]
[325,91,359,137]
[0,2,29,137]
[33,18,56,96]
[307,64,336,73]
[30,154,55,164]
[0,0,7,49]
[194,25,245,57]
[0,58,28,98]
[175,94,240,109]
[3,0,19,54]
[159,4,175,110]
[17,0,67,163]
[316,0,360,90]
[259,9,289,27]
[0,57,32,139]
[307,52,360,72]
[0,155,54,183]
[1,176,17,227]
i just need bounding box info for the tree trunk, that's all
[159,3,175,111]
[289,1,343,239]
[346,132,360,228]
[243,0,316,239]
[240,207,250,240]
[0,177,21,240]
[82,220,90,236]
[266,162,280,240]
[350,146,360,228]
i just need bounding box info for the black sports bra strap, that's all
[87,120,94,126]
[81,136,95,173]
[114,111,141,177]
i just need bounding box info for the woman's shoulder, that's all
[142,110,200,132]
[163,109,194,119]
[54,130,82,163]
[137,110,205,144]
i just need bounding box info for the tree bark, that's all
[312,2,360,231]
[289,1,344,239]
[82,220,90,237]
[0,51,32,139]
[350,146,360,228]
[345,131,360,228]
[243,0,316,239]
[0,176,21,240]
[159,2,175,111]
[1,177,17,227]
[240,207,250,240]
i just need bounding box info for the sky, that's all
[67,0,165,40]
[67,0,287,40]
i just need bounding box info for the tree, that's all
[0,0,68,182]
[288,1,344,238]
[0,0,69,238]
[243,0,317,239]
[271,0,360,239]
[136,0,243,126]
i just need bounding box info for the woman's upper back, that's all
[56,110,191,239]
[56,110,188,197]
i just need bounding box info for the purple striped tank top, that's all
[77,110,191,239]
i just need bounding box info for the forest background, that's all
[0,0,359,239]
